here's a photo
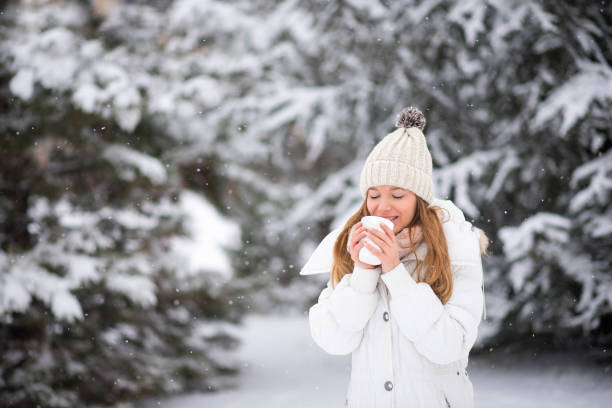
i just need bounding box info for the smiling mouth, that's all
[381,216,399,222]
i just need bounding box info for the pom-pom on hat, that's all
[359,106,434,204]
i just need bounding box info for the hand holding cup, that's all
[359,216,401,273]
[347,222,377,269]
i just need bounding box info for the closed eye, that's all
[393,196,404,199]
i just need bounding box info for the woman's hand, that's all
[363,223,401,274]
[348,222,378,270]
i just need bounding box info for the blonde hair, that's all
[331,197,454,304]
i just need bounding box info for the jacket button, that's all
[384,381,393,391]
[383,311,389,321]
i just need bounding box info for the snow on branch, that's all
[533,61,612,135]
[435,149,504,217]
[485,148,521,201]
[271,160,361,234]
[556,248,610,331]
[498,213,571,294]
[103,144,168,184]
[1,258,85,322]
[499,212,571,262]
[569,150,612,213]
[447,0,487,46]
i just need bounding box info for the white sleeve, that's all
[380,257,484,365]
[308,265,380,355]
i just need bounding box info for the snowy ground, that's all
[137,313,612,408]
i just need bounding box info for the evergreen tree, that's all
[0,1,245,406]
[2,5,611,407]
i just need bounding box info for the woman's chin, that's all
[394,223,408,233]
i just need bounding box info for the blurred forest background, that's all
[0,0,610,407]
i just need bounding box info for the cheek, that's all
[397,216,411,229]
[366,201,374,214]
[401,203,416,222]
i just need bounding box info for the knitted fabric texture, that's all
[359,126,434,204]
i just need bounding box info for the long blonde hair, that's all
[331,196,454,304]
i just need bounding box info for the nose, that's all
[377,197,392,212]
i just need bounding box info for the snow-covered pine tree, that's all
[3,0,610,374]
[404,0,612,351]
[206,0,612,350]
[0,0,384,309]
[0,2,245,406]
[246,0,612,351]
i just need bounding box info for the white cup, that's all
[358,216,394,266]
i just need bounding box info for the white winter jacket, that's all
[303,199,486,408]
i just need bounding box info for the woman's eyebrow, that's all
[369,187,405,192]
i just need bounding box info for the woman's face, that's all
[366,186,417,234]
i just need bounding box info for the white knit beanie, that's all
[359,107,434,204]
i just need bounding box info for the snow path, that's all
[139,313,612,408]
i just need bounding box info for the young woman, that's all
[304,107,489,408]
